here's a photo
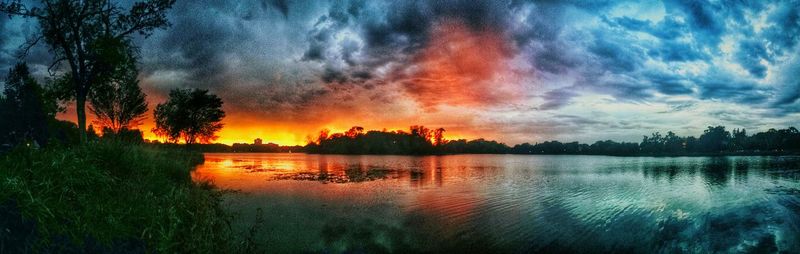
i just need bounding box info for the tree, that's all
[153,88,225,144]
[410,125,432,142]
[344,126,364,138]
[433,128,446,146]
[698,126,730,153]
[88,59,147,133]
[318,129,330,142]
[0,0,175,142]
[1,63,58,146]
[663,131,684,153]
[730,128,747,151]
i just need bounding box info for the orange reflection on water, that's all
[191,153,489,208]
[191,153,503,240]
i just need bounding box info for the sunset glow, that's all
[8,0,800,145]
[3,0,800,253]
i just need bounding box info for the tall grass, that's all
[0,142,260,253]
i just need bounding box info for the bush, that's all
[0,142,256,253]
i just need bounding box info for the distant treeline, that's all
[305,125,800,156]
[145,141,305,153]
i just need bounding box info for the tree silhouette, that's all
[410,125,432,142]
[0,0,175,142]
[88,58,147,133]
[344,126,364,138]
[730,128,747,151]
[0,63,58,146]
[152,88,225,144]
[305,125,800,155]
[698,126,730,152]
[433,128,446,146]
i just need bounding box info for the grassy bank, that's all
[0,142,259,253]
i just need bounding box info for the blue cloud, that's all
[2,0,800,138]
[735,39,770,78]
[763,1,800,52]
[666,0,725,45]
[610,16,685,40]
[588,35,645,74]
[695,75,768,105]
[649,40,709,62]
[539,88,578,110]
[645,71,693,95]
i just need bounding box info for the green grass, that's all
[0,142,260,253]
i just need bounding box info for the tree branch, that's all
[47,56,66,76]
[14,33,43,59]
[0,1,44,18]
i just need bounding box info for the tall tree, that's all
[88,58,147,133]
[153,88,225,144]
[1,63,58,146]
[0,0,175,142]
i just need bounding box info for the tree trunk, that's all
[76,89,87,143]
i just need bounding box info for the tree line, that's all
[0,60,226,149]
[0,0,225,150]
[306,125,800,156]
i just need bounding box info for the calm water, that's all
[192,154,800,253]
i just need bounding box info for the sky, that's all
[1,0,800,145]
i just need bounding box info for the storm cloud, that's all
[1,0,799,144]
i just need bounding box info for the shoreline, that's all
[199,150,800,157]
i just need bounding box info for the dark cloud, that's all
[649,40,708,62]
[539,88,578,110]
[607,16,707,63]
[321,67,348,84]
[0,16,10,82]
[530,43,578,74]
[609,16,685,40]
[667,0,725,45]
[645,71,693,95]
[517,4,578,75]
[696,78,768,105]
[588,34,645,74]
[0,15,7,47]
[267,0,290,18]
[3,0,800,143]
[604,80,654,101]
[147,1,251,86]
[735,39,770,78]
[763,1,800,52]
[773,56,800,110]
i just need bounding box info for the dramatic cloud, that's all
[1,0,799,145]
[395,20,523,107]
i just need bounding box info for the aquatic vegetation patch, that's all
[271,167,400,183]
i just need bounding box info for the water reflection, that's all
[193,154,800,253]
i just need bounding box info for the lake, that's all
[192,153,800,253]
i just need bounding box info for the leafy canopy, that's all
[153,88,225,144]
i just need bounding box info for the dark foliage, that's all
[0,63,59,147]
[89,59,148,133]
[230,143,304,153]
[306,126,443,155]
[0,0,175,142]
[0,142,261,253]
[306,125,800,156]
[101,127,145,144]
[143,142,305,153]
[152,88,225,144]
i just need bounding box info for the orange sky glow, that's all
[55,20,514,146]
[57,109,476,146]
